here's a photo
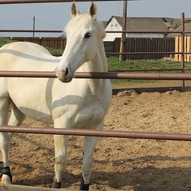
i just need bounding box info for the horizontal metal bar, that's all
[106,30,186,34]
[0,183,67,191]
[1,29,191,35]
[0,29,62,33]
[53,51,191,57]
[106,51,191,55]
[53,52,191,57]
[1,126,191,142]
[1,71,191,80]
[111,68,191,72]
[0,0,129,4]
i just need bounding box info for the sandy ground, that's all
[5,81,191,191]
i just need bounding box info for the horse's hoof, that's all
[0,161,3,177]
[52,181,62,188]
[1,174,12,184]
[80,177,90,191]
[1,166,12,183]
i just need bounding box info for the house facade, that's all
[104,16,175,41]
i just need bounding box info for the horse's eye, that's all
[84,32,92,39]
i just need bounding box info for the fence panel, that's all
[114,37,175,60]
[12,37,66,50]
[104,41,114,52]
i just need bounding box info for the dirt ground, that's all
[7,81,191,191]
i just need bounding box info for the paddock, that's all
[0,0,191,191]
[0,84,190,191]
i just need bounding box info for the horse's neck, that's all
[78,41,108,95]
[79,41,107,72]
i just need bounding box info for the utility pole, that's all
[33,16,35,38]
[119,0,127,61]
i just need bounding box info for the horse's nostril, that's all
[65,67,69,76]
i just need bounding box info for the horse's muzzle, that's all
[55,67,73,83]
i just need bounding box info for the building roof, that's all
[107,16,191,34]
[109,16,170,31]
[167,19,191,37]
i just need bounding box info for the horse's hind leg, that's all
[8,102,25,127]
[7,102,25,145]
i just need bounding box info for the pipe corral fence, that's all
[0,0,191,190]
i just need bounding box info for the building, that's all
[104,16,178,41]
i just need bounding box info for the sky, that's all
[0,0,190,37]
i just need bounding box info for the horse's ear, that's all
[71,2,79,17]
[89,2,97,19]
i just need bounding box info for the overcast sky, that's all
[0,0,190,37]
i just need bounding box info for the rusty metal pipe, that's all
[107,51,183,55]
[1,71,191,80]
[1,29,191,34]
[0,0,129,4]
[0,29,62,33]
[0,126,191,142]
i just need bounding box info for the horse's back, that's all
[0,41,60,71]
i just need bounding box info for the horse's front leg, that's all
[52,134,68,188]
[81,123,102,191]
[0,97,12,184]
[0,133,12,184]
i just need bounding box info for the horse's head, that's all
[56,2,106,82]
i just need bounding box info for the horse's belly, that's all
[8,78,53,123]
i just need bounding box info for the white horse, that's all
[0,2,112,190]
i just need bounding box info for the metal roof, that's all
[111,16,170,31]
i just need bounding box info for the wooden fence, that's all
[10,37,175,60]
[113,37,175,60]
[11,37,66,50]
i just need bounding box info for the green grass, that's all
[107,56,191,85]
[107,56,190,71]
[46,47,64,55]
[0,38,16,47]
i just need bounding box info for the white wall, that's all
[104,17,122,42]
[127,33,165,38]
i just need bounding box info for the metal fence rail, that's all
[0,0,119,4]
[1,126,191,142]
[1,71,191,80]
[0,184,68,191]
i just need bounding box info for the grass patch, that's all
[107,56,191,85]
[0,38,16,47]
[107,56,190,71]
[46,47,64,55]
